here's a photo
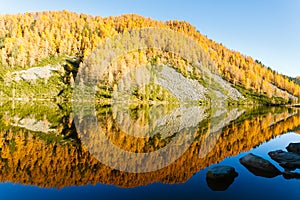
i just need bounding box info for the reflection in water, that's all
[206,173,238,191]
[77,104,208,173]
[0,101,299,189]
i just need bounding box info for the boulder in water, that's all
[286,142,300,154]
[268,150,300,170]
[239,153,281,178]
[206,165,238,191]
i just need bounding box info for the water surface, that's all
[0,101,299,199]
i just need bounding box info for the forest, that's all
[0,11,299,103]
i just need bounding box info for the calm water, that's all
[0,101,300,200]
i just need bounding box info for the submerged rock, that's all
[206,165,238,191]
[286,142,300,154]
[239,153,281,178]
[268,150,300,170]
[283,171,300,180]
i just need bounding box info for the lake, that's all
[0,101,300,200]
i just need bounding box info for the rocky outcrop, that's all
[9,65,64,82]
[113,65,244,104]
[114,65,208,103]
[239,153,281,178]
[268,150,300,170]
[206,165,238,191]
[156,66,208,102]
[210,73,245,101]
[239,142,300,180]
[269,83,298,102]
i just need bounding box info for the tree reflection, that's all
[0,101,299,188]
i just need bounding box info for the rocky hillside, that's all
[0,11,299,104]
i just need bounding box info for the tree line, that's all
[0,10,299,101]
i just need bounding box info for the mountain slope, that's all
[0,11,299,104]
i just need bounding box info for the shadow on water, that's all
[0,100,299,190]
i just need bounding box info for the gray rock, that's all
[210,73,245,101]
[239,153,281,178]
[206,165,238,191]
[286,142,300,154]
[206,165,238,179]
[113,65,209,103]
[113,65,245,104]
[269,150,300,170]
[10,65,63,82]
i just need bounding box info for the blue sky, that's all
[0,0,299,77]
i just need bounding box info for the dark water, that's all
[0,101,300,200]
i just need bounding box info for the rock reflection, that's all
[0,101,299,188]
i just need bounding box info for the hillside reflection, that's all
[0,101,299,188]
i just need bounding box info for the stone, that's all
[206,165,238,180]
[282,171,300,180]
[286,142,300,154]
[268,150,300,170]
[206,165,238,191]
[239,153,281,178]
